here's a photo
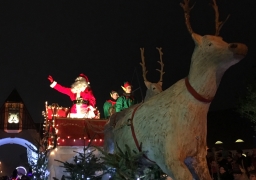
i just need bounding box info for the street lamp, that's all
[235,139,244,143]
[215,141,223,144]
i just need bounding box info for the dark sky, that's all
[0,0,255,122]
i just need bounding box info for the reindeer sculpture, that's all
[104,0,248,179]
[140,47,165,102]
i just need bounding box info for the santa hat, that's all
[123,82,131,88]
[79,73,90,84]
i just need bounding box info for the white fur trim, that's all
[50,81,57,88]
[69,105,96,119]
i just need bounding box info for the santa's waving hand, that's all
[48,74,96,118]
[48,75,54,83]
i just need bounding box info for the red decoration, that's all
[48,138,52,145]
[47,107,69,120]
[55,118,107,147]
[45,103,106,147]
[57,138,104,146]
[49,126,53,133]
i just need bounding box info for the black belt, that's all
[72,100,89,105]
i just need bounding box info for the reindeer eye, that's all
[208,43,212,46]
[153,87,156,90]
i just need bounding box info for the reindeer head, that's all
[140,47,165,101]
[181,0,248,77]
[191,34,247,70]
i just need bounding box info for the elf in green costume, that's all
[115,82,137,113]
[103,90,119,119]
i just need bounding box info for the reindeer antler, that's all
[140,48,148,82]
[211,0,230,36]
[180,0,195,34]
[156,47,165,83]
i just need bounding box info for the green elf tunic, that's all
[103,99,117,119]
[115,93,137,113]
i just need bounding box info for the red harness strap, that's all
[130,104,156,163]
[185,77,213,103]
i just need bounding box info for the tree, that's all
[238,80,256,132]
[26,141,50,180]
[97,143,167,180]
[24,110,56,180]
[54,141,106,180]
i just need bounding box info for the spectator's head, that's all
[227,155,233,162]
[12,169,18,178]
[219,165,228,174]
[233,170,243,180]
[249,170,256,180]
[236,149,243,157]
[233,169,243,180]
[253,148,256,156]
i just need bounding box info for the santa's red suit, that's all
[49,74,96,118]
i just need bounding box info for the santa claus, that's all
[48,74,96,118]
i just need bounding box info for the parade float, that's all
[37,0,248,179]
[42,101,108,180]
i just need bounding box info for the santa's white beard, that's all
[71,79,87,93]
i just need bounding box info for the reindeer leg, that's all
[162,159,193,180]
[192,154,212,180]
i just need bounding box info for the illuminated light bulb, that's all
[79,138,81,139]
[57,143,60,145]
[50,151,55,155]
[88,139,91,142]
[62,139,64,142]
[100,139,102,142]
[84,137,86,139]
[68,136,70,138]
[94,139,97,142]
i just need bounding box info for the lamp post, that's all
[0,161,2,175]
[213,141,223,180]
[235,139,244,150]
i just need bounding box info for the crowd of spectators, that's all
[207,147,256,180]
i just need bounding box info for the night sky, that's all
[0,0,255,123]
